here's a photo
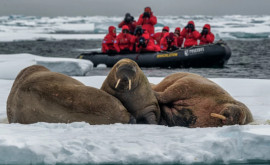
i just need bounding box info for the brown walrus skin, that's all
[7,65,131,124]
[101,59,160,124]
[152,72,253,127]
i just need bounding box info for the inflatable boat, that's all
[77,41,231,68]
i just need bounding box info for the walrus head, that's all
[101,59,160,125]
[217,103,253,125]
[112,59,140,91]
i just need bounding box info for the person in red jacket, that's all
[137,7,157,38]
[160,32,178,51]
[102,26,117,54]
[118,13,137,34]
[199,24,215,45]
[180,21,200,47]
[136,33,160,52]
[174,27,184,48]
[114,25,134,53]
[153,26,169,45]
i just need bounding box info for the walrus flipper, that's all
[136,104,159,124]
[153,82,191,104]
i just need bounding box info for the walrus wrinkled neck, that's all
[114,64,137,91]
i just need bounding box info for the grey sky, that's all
[0,0,270,17]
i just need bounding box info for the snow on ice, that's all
[0,54,93,79]
[0,54,270,164]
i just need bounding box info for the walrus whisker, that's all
[128,79,131,90]
[115,79,121,89]
[210,113,226,120]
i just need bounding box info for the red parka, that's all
[199,24,215,45]
[160,32,178,51]
[180,21,200,47]
[102,26,117,53]
[136,33,160,52]
[137,7,157,37]
[114,25,134,53]
[118,20,137,34]
[153,26,169,45]
[174,27,184,48]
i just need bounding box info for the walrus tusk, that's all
[210,113,226,120]
[128,79,131,90]
[115,79,121,89]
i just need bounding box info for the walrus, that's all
[152,72,253,127]
[101,59,160,124]
[7,65,132,124]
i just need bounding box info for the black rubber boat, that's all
[77,40,231,68]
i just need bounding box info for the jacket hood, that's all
[108,26,116,36]
[144,7,152,13]
[163,26,170,32]
[122,25,129,32]
[203,24,211,32]
[188,21,195,28]
[144,6,153,15]
[175,27,181,32]
[166,32,175,41]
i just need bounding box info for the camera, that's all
[125,16,133,23]
[134,27,144,36]
[185,24,194,31]
[201,28,209,35]
[143,12,150,18]
[166,38,172,45]
[138,37,147,48]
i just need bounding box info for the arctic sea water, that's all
[0,15,270,40]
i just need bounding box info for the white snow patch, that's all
[0,54,93,79]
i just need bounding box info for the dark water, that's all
[0,39,269,79]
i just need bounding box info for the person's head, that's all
[122,25,129,34]
[174,27,181,35]
[124,13,133,23]
[203,24,211,31]
[162,26,170,33]
[125,13,131,17]
[134,26,144,36]
[139,33,150,48]
[187,21,195,28]
[166,32,175,44]
[144,7,152,14]
[108,26,116,36]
